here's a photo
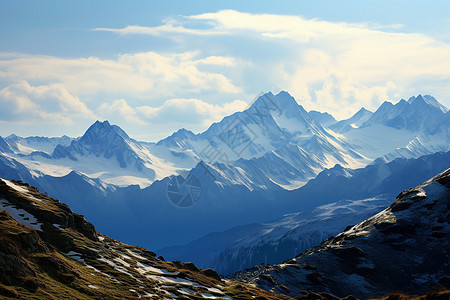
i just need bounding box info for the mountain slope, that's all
[0,178,290,299]
[3,93,447,195]
[1,140,449,252]
[0,152,36,184]
[0,137,13,154]
[233,169,450,298]
[160,196,392,275]
[158,151,450,274]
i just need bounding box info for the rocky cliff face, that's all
[233,169,450,298]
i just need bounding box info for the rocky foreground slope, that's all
[0,178,289,299]
[233,169,450,298]
[1,172,449,299]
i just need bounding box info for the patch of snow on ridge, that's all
[53,223,64,230]
[65,251,84,262]
[87,285,99,289]
[145,274,206,288]
[97,255,142,282]
[101,175,152,188]
[136,262,179,276]
[2,179,29,194]
[0,198,43,230]
[1,179,44,202]
[125,249,146,260]
[201,293,232,299]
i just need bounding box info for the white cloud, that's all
[188,10,450,118]
[93,23,226,36]
[3,9,450,133]
[98,98,248,128]
[91,10,450,119]
[0,51,242,101]
[0,81,95,124]
[195,56,237,67]
[98,99,145,125]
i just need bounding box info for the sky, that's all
[1,0,450,141]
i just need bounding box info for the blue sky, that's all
[1,0,450,140]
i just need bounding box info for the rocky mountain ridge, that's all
[232,169,450,298]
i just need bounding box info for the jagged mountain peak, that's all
[275,90,292,97]
[275,90,298,105]
[174,127,195,136]
[379,94,447,113]
[51,120,150,171]
[347,107,373,123]
[249,91,307,117]
[408,94,448,113]
[355,107,371,114]
[5,133,20,141]
[81,120,130,142]
[156,127,196,148]
[66,120,133,151]
[360,94,447,132]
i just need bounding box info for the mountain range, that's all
[0,90,449,298]
[159,151,450,274]
[0,165,448,298]
[0,91,448,256]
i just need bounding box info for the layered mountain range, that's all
[0,91,448,262]
[159,151,450,275]
[0,166,448,298]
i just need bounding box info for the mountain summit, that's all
[361,94,448,133]
[52,120,150,171]
[408,94,448,113]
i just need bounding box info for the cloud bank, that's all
[2,10,450,139]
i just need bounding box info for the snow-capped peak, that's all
[359,95,447,132]
[408,94,448,113]
[156,128,196,148]
[81,120,131,143]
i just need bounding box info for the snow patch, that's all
[0,198,43,231]
[65,251,84,263]
[53,223,64,230]
[136,262,179,276]
[201,293,232,299]
[2,179,43,202]
[87,284,99,289]
[125,249,146,260]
